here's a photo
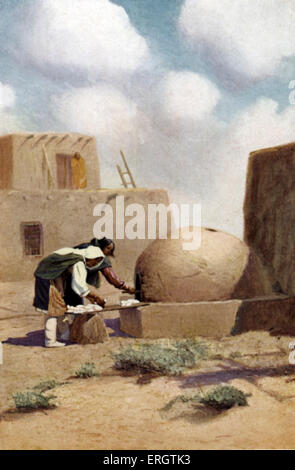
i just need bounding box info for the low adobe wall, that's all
[0,188,170,283]
[119,295,295,338]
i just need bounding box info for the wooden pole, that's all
[42,144,55,189]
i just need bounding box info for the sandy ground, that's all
[1,281,295,450]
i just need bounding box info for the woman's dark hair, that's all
[90,237,115,257]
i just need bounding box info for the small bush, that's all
[33,379,64,393]
[113,340,207,376]
[13,391,56,410]
[174,339,207,361]
[200,385,251,410]
[163,385,251,414]
[75,362,99,378]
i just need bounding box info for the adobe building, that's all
[244,141,295,295]
[0,132,169,282]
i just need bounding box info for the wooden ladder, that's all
[117,150,137,188]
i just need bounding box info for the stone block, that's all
[119,300,242,338]
[119,296,295,338]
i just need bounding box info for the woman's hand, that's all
[87,292,106,307]
[86,285,106,307]
[95,295,106,307]
[122,286,136,295]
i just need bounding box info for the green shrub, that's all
[113,340,207,376]
[13,391,56,410]
[200,385,251,410]
[174,339,207,361]
[163,385,251,414]
[75,362,99,378]
[33,379,64,393]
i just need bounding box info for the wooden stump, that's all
[70,312,109,344]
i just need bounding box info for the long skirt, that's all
[33,277,50,311]
[33,274,83,311]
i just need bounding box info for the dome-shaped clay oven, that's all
[135,227,272,302]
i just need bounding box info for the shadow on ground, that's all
[160,400,223,424]
[104,318,133,338]
[3,330,45,347]
[177,363,295,388]
[2,318,133,347]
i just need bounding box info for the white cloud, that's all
[52,85,137,136]
[50,78,220,189]
[49,72,295,239]
[159,70,221,123]
[0,110,25,134]
[179,0,295,84]
[0,82,15,109]
[132,95,295,239]
[15,0,151,79]
[51,84,152,172]
[0,82,28,134]
[202,98,295,236]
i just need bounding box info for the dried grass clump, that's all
[113,339,207,376]
[75,362,100,378]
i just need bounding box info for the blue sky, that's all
[1,0,295,236]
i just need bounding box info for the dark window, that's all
[22,223,43,256]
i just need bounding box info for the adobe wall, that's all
[244,142,295,294]
[0,133,101,190]
[0,188,170,283]
[119,295,295,338]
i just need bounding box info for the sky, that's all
[1,0,295,237]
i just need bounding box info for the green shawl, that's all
[34,253,84,280]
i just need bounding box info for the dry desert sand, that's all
[1,281,295,450]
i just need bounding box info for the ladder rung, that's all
[117,151,137,188]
